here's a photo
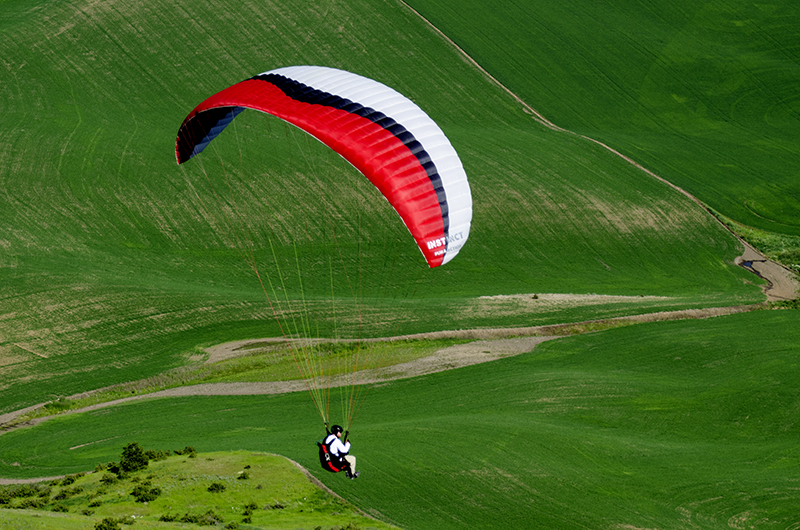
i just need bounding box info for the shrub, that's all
[772,298,800,310]
[207,482,226,493]
[120,442,148,473]
[53,486,83,500]
[180,510,223,525]
[4,484,38,499]
[100,473,118,485]
[236,471,249,480]
[0,483,51,504]
[18,497,47,509]
[95,518,121,530]
[60,474,81,486]
[43,398,73,413]
[94,516,135,529]
[52,503,69,512]
[174,446,197,457]
[105,462,126,479]
[0,484,44,505]
[131,484,162,503]
[144,449,170,462]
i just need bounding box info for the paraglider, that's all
[176,66,472,473]
[176,65,472,268]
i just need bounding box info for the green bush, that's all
[53,486,83,500]
[18,497,47,509]
[131,484,162,503]
[120,442,148,473]
[772,299,800,310]
[180,510,224,525]
[0,484,39,501]
[174,446,197,458]
[43,398,73,413]
[207,482,226,493]
[95,519,121,530]
[144,449,171,461]
[105,461,126,479]
[60,475,76,486]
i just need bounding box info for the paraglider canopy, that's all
[175,65,472,268]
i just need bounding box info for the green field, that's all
[405,0,800,236]
[0,0,766,415]
[1,0,798,528]
[3,311,799,529]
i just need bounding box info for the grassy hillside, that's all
[404,0,800,236]
[2,310,798,529]
[0,0,763,414]
[0,450,395,529]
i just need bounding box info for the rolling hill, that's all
[0,0,765,414]
[403,0,800,236]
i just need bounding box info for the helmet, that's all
[330,425,343,434]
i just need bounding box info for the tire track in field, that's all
[396,0,797,303]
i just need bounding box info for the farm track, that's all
[0,300,768,438]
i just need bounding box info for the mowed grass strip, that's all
[1,310,798,529]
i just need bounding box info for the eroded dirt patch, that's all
[735,240,799,301]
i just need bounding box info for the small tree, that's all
[120,442,148,473]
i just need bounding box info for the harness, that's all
[317,435,347,473]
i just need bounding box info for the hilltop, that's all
[0,447,395,530]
